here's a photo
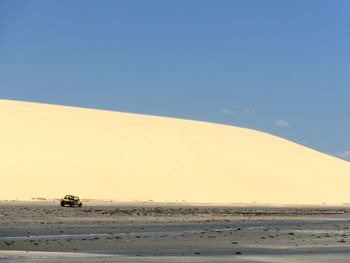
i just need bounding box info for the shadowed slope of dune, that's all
[1,99,350,204]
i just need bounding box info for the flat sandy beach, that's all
[2,201,350,262]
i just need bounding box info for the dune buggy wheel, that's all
[60,201,64,207]
[79,203,82,207]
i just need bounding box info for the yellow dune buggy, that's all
[60,195,82,207]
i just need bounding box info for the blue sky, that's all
[1,0,350,159]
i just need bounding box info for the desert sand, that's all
[2,99,350,261]
[1,99,350,204]
[2,202,350,262]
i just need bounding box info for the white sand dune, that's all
[1,99,350,204]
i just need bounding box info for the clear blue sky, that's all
[1,0,350,159]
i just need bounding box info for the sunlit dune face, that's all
[1,99,350,205]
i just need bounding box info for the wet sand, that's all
[2,201,350,262]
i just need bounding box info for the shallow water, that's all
[2,250,350,263]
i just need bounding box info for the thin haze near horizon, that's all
[0,0,349,160]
